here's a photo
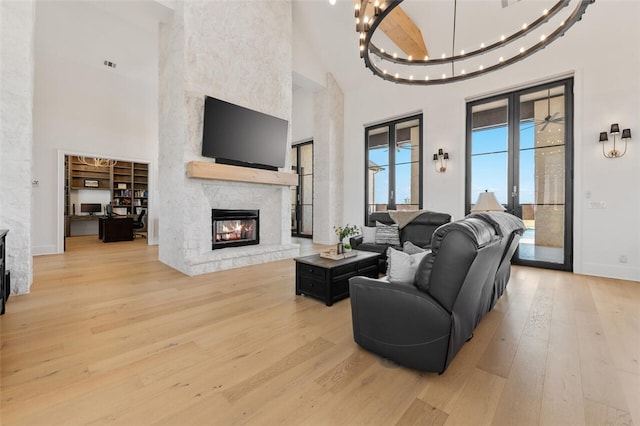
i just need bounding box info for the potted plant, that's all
[333,224,360,254]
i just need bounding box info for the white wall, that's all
[33,1,160,253]
[292,86,314,143]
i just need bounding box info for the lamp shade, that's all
[471,191,506,212]
[599,132,608,142]
[610,123,620,134]
[622,128,631,139]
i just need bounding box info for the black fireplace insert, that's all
[212,209,259,250]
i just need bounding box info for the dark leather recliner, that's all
[349,213,525,374]
[350,211,452,273]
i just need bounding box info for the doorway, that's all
[466,78,573,271]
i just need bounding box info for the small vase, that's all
[336,242,344,254]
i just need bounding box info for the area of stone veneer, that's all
[179,179,298,276]
[0,1,34,294]
[158,1,296,275]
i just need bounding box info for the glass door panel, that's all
[517,86,566,264]
[367,126,390,214]
[290,147,298,233]
[469,98,509,206]
[291,142,313,237]
[394,119,420,210]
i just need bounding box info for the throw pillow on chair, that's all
[385,247,429,285]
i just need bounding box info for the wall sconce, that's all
[433,148,449,173]
[599,123,631,158]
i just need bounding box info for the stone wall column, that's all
[313,73,344,244]
[0,0,35,294]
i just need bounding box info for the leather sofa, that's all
[348,212,525,374]
[350,211,452,273]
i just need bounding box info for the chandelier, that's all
[355,0,594,85]
[78,156,117,168]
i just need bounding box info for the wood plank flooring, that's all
[1,236,638,425]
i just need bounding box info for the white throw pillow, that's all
[403,241,427,255]
[361,226,377,244]
[386,247,429,285]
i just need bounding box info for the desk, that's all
[66,215,105,237]
[99,217,134,242]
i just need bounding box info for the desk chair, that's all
[133,209,147,238]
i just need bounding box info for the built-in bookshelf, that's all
[66,156,149,217]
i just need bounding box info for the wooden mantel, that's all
[186,161,298,187]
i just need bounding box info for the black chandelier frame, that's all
[357,0,595,85]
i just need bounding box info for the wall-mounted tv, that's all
[201,96,289,171]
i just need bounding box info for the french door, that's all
[466,78,573,271]
[365,114,423,218]
[291,141,313,238]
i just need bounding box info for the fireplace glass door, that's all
[212,209,259,250]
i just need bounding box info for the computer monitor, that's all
[80,203,102,215]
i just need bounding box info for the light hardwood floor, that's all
[1,236,638,425]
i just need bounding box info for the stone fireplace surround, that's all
[178,173,299,276]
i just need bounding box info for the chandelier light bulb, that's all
[395,73,399,78]
[409,75,414,80]
[522,23,528,30]
[480,43,485,48]
[393,52,397,58]
[501,35,506,41]
[479,65,484,70]
[520,47,525,53]
[543,8,549,15]
[540,34,546,41]
[442,73,447,79]
[329,0,336,5]
[499,56,504,62]
[441,53,446,59]
[408,55,412,61]
[425,75,429,80]
[424,55,429,60]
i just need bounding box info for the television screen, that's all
[80,203,102,215]
[202,96,288,170]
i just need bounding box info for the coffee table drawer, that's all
[297,263,326,280]
[297,277,326,300]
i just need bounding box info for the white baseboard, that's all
[32,245,59,256]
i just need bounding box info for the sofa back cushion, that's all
[414,217,498,311]
[367,211,451,248]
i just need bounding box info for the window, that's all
[365,114,423,217]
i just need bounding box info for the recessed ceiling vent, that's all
[103,60,117,69]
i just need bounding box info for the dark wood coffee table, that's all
[295,250,379,306]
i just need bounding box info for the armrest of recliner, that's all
[349,276,452,372]
[350,235,363,249]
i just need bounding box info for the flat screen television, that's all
[201,96,288,171]
[80,203,102,215]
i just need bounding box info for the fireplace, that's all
[212,209,259,250]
